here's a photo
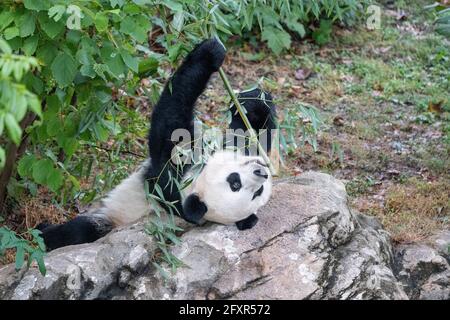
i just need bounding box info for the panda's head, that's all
[183,150,272,225]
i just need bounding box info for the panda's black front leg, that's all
[235,213,258,230]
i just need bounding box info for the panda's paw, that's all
[36,221,52,231]
[190,38,226,72]
[235,214,258,231]
[182,194,208,224]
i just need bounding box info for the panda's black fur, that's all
[38,39,277,251]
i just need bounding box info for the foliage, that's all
[435,7,450,36]
[280,103,323,156]
[0,217,46,275]
[425,2,450,37]
[143,181,185,278]
[223,0,368,53]
[0,39,41,167]
[1,1,165,206]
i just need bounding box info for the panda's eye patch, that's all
[226,172,242,192]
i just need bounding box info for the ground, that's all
[1,0,449,266]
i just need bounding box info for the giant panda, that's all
[38,39,277,251]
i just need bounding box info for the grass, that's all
[371,178,449,243]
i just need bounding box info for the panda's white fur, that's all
[38,39,276,251]
[188,151,271,225]
[101,150,271,227]
[101,159,152,226]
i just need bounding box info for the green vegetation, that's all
[0,0,367,274]
[0,216,46,275]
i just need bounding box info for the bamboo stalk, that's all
[218,68,275,175]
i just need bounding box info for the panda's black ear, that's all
[182,194,208,224]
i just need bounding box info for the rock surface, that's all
[0,172,447,300]
[394,231,450,300]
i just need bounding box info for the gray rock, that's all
[394,231,450,300]
[0,172,413,300]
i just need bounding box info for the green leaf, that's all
[120,15,151,43]
[38,13,65,39]
[100,44,125,78]
[92,123,109,142]
[18,154,37,178]
[51,52,78,87]
[261,26,291,55]
[152,262,170,280]
[61,137,79,157]
[36,43,57,66]
[120,49,139,73]
[286,18,306,38]
[312,20,333,46]
[4,26,19,40]
[5,113,22,145]
[256,6,282,29]
[23,73,44,95]
[47,168,63,192]
[93,63,109,80]
[66,30,82,44]
[0,10,14,31]
[167,42,183,63]
[30,229,46,251]
[46,115,61,137]
[80,64,96,78]
[23,35,39,56]
[0,38,12,54]
[19,12,36,38]
[162,0,183,12]
[32,158,53,185]
[68,174,80,191]
[94,13,109,32]
[31,251,46,276]
[46,95,61,115]
[28,96,42,118]
[123,3,140,14]
[15,246,25,270]
[11,91,27,120]
[138,57,158,75]
[165,231,181,245]
[24,0,51,11]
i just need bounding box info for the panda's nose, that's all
[253,169,268,179]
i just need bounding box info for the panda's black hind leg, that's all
[235,213,258,230]
[40,214,113,251]
[36,221,52,231]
